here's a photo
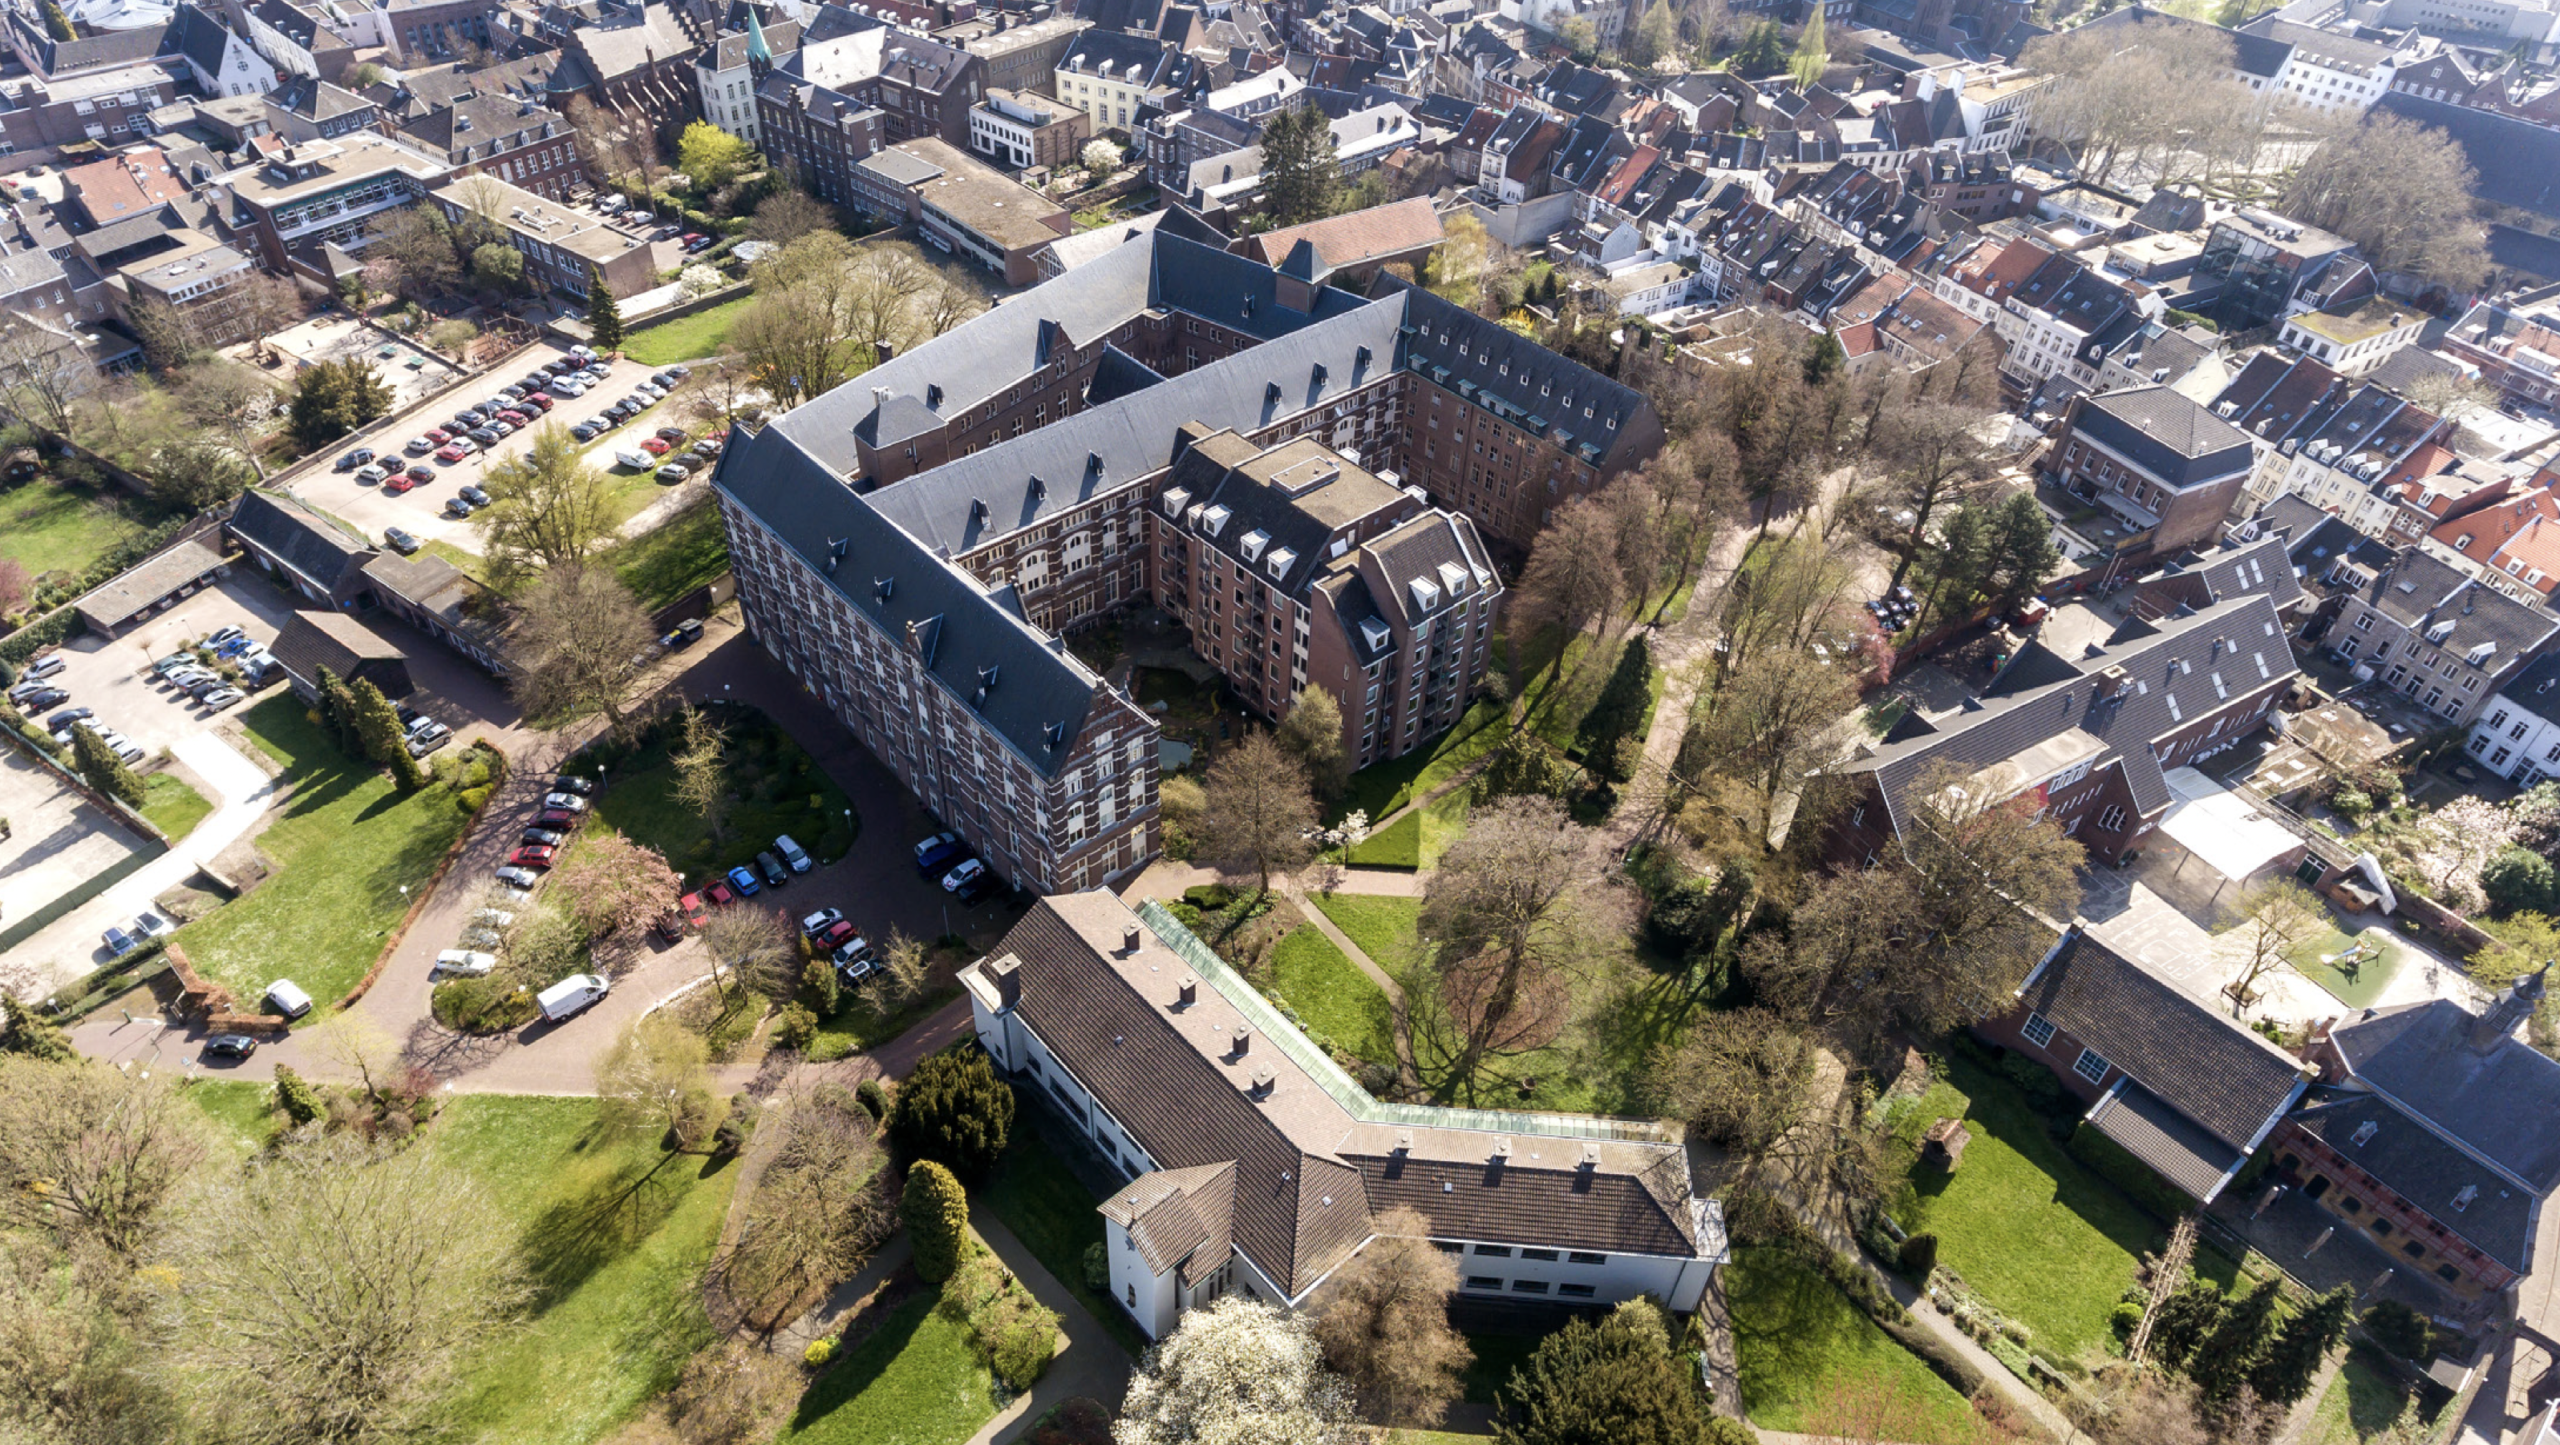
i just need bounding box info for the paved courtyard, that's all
[0,748,153,969]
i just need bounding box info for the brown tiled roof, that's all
[2018,930,2306,1151]
[2087,1080,2243,1201]
[1240,196,1443,275]
[1103,1161,1235,1273]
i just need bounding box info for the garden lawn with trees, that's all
[600,497,730,612]
[0,469,163,578]
[1725,1246,1991,1444]
[168,696,473,1012]
[1345,790,1471,869]
[779,1292,996,1445]
[586,704,856,884]
[981,1113,1150,1357]
[1332,697,1508,823]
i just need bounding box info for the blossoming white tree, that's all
[1114,1296,1359,1445]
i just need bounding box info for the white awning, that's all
[2157,766,2300,883]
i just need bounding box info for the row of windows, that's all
[1462,1277,1597,1297]
[2019,1011,2112,1083]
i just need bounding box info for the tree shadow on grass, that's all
[1725,1247,1878,1418]
[786,1293,934,1436]
[518,1147,689,1309]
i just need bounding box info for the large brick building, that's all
[712,229,1657,889]
[2043,386,2256,559]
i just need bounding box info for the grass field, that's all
[1727,1246,1989,1443]
[1263,924,1396,1068]
[0,474,154,578]
[2286,927,2404,1009]
[806,985,960,1064]
[139,770,214,842]
[779,1290,995,1445]
[2309,1345,2428,1444]
[1310,893,1432,973]
[1889,1052,2162,1363]
[588,704,855,884]
[170,696,473,1015]
[179,1089,736,1445]
[1336,698,1508,823]
[981,1113,1149,1357]
[602,497,728,612]
[620,296,754,367]
[1346,790,1471,870]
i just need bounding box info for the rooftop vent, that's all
[1248,1066,1276,1098]
[874,576,894,602]
[1043,720,1069,749]
[2352,1120,2378,1147]
[1028,474,1046,501]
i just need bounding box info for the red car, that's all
[496,409,531,427]
[424,428,451,445]
[382,474,416,494]
[678,891,709,929]
[814,919,857,951]
[640,437,672,455]
[507,843,558,869]
[703,879,739,907]
[533,808,579,830]
[524,393,554,411]
[405,464,434,484]
[435,443,468,464]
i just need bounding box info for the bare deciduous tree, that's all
[0,1058,205,1258]
[171,1134,529,1445]
[2226,880,2325,1016]
[1198,732,1318,895]
[698,903,798,1005]
[1870,400,2002,592]
[709,1085,893,1330]
[746,189,836,245]
[1513,497,1626,697]
[594,1016,719,1152]
[506,564,655,738]
[174,360,283,481]
[860,927,936,1017]
[1307,1206,1471,1426]
[669,704,730,843]
[1674,642,1861,854]
[2281,112,2489,292]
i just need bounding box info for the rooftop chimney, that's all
[1248,1066,1276,1098]
[1176,974,1197,1007]
[1121,924,1141,954]
[1231,1025,1251,1056]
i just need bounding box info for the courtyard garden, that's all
[1260,923,1397,1070]
[1725,1245,1994,1444]
[778,1291,996,1445]
[0,466,166,581]
[619,295,754,368]
[171,696,475,1013]
[982,1111,1150,1356]
[2308,1344,2442,1444]
[583,702,856,884]
[601,496,729,612]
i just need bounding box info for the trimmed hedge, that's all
[2067,1121,2200,1226]
[0,606,82,666]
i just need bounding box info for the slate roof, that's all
[1847,591,2300,843]
[2018,929,2308,1193]
[713,424,1109,777]
[168,1,235,74]
[2089,1080,2255,1201]
[2287,1091,2539,1273]
[268,609,405,693]
[1390,275,1655,470]
[1101,1161,1237,1275]
[2075,386,2254,487]
[2373,92,2560,222]
[2329,996,2560,1195]
[976,893,1712,1299]
[73,534,224,631]
[228,489,377,595]
[2353,548,2557,665]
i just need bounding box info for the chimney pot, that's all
[1231,1025,1250,1055]
[1176,974,1197,1006]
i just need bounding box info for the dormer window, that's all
[1239,529,1269,563]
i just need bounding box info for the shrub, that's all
[1029,1398,1114,1445]
[456,785,491,813]
[1703,1421,1762,1445]
[903,1159,969,1283]
[1082,1241,1109,1291]
[1897,1231,1938,1279]
[1182,882,1236,910]
[771,1003,818,1052]
[431,977,538,1033]
[272,1065,324,1126]
[856,1078,888,1122]
[2112,1301,2144,1336]
[887,1048,1016,1177]
[801,957,840,1016]
[2362,1299,2433,1362]
[804,1336,838,1368]
[988,1310,1058,1390]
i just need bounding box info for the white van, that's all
[537,973,610,1023]
[774,834,811,873]
[264,979,313,1020]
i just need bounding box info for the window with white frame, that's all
[2021,1012,2057,1048]
[2072,1048,2110,1084]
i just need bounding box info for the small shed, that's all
[268,610,411,702]
[1922,1117,1971,1172]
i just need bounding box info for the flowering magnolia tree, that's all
[1115,1297,1358,1445]
[678,264,726,300]
[2405,795,2514,912]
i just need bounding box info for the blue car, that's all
[913,830,967,874]
[102,926,137,958]
[727,864,761,897]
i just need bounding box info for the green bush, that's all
[2362,1299,2434,1362]
[856,1078,888,1122]
[1896,1231,1938,1279]
[2112,1301,2144,1337]
[800,957,839,1016]
[887,1048,1016,1177]
[456,785,491,813]
[771,1002,818,1052]
[804,1336,838,1367]
[272,1065,324,1125]
[0,607,80,666]
[1082,1241,1109,1291]
[904,1159,969,1283]
[431,976,538,1033]
[987,1311,1058,1390]
[1181,883,1236,910]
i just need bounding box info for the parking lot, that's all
[305,340,709,557]
[33,575,301,760]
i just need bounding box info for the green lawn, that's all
[1263,924,1396,1068]
[2309,1345,2427,1445]
[182,1078,278,1156]
[1336,698,1509,823]
[139,770,214,842]
[170,696,473,1016]
[2286,927,2404,1009]
[587,704,855,885]
[0,474,153,577]
[1310,893,1432,973]
[779,1290,995,1445]
[981,1113,1149,1358]
[602,497,728,611]
[1347,790,1471,870]
[620,295,754,367]
[1889,1052,2162,1364]
[437,1096,736,1445]
[807,986,960,1064]
[1726,1246,1990,1444]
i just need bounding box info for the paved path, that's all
[15,731,282,997]
[962,1207,1134,1444]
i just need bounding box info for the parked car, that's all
[952,869,1000,903]
[537,974,609,1022]
[406,464,434,484]
[684,234,715,253]
[500,383,529,400]
[21,655,64,681]
[433,949,498,977]
[494,865,542,889]
[201,686,245,710]
[202,1034,258,1060]
[552,379,587,398]
[702,879,738,908]
[102,925,137,957]
[755,851,788,889]
[265,980,314,1020]
[534,808,580,830]
[679,892,710,929]
[569,422,601,442]
[424,428,451,445]
[661,617,704,649]
[640,437,672,456]
[913,831,967,874]
[472,907,516,930]
[336,447,376,471]
[541,792,588,812]
[436,444,469,464]
[775,834,811,873]
[16,687,65,711]
[525,393,555,411]
[496,409,530,427]
[405,436,438,455]
[661,363,691,381]
[486,420,515,438]
[132,909,172,939]
[653,462,689,483]
[459,484,491,506]
[655,426,691,444]
[651,910,685,944]
[801,907,844,937]
[444,496,475,518]
[691,437,723,458]
[519,826,567,849]
[45,705,91,729]
[726,864,761,897]
[813,918,857,952]
[615,449,652,470]
[941,858,987,893]
[382,473,416,494]
[355,464,389,484]
[450,436,479,455]
[383,528,423,554]
[467,428,500,446]
[405,722,452,756]
[625,210,655,226]
[552,774,598,796]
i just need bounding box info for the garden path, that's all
[960,1207,1134,1443]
